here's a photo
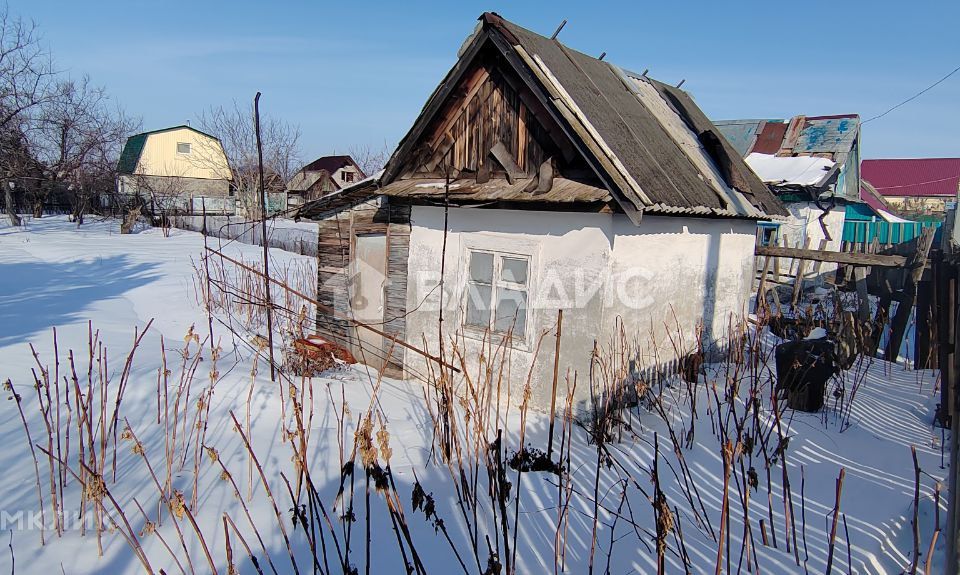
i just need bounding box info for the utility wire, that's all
[862,64,960,124]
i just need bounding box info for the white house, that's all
[295,13,786,411]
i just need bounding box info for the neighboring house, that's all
[294,12,785,411]
[715,116,861,259]
[117,125,234,214]
[286,155,365,208]
[862,158,960,220]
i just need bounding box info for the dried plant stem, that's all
[224,513,266,575]
[37,446,154,574]
[132,497,188,575]
[229,410,300,575]
[824,468,846,573]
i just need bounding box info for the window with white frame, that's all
[464,250,529,337]
[176,142,191,154]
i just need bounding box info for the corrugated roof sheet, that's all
[793,116,858,155]
[862,158,960,198]
[487,15,785,218]
[713,120,764,156]
[752,122,787,155]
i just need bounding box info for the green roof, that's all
[116,125,222,174]
[117,132,148,174]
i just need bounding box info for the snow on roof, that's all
[745,152,835,186]
[876,208,914,224]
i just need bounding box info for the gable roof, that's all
[287,155,364,192]
[862,158,960,198]
[116,125,222,175]
[300,155,362,175]
[381,13,785,220]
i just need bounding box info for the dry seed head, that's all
[133,442,144,456]
[251,335,270,350]
[356,418,377,469]
[219,470,231,482]
[120,427,133,441]
[170,490,187,520]
[376,424,393,464]
[206,447,219,463]
[83,476,106,502]
[140,521,156,537]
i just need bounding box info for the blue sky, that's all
[10,1,959,163]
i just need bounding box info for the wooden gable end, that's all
[397,47,583,180]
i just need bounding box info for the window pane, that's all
[494,288,527,337]
[177,142,191,154]
[469,251,494,283]
[465,283,492,327]
[501,256,528,285]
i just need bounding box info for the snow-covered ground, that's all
[0,216,949,574]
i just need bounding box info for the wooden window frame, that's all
[459,235,537,350]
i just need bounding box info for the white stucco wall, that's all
[777,202,846,279]
[402,205,757,413]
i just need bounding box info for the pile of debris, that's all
[284,335,356,377]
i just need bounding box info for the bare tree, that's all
[125,161,193,235]
[28,76,138,222]
[348,141,392,177]
[0,6,55,225]
[196,101,301,219]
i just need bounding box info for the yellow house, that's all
[117,125,234,213]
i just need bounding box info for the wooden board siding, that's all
[408,50,563,179]
[314,198,410,375]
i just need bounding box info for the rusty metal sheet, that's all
[751,121,788,155]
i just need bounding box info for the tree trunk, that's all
[4,184,21,226]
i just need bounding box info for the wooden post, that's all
[854,266,870,323]
[774,237,783,285]
[886,227,936,363]
[757,256,772,313]
[791,238,812,308]
[916,268,934,369]
[811,238,828,279]
[546,309,563,460]
[254,92,277,382]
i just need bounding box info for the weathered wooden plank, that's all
[756,255,772,312]
[756,245,907,267]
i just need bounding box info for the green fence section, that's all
[265,192,287,216]
[842,219,940,244]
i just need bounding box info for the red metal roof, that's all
[862,158,960,198]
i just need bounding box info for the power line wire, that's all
[862,64,960,124]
